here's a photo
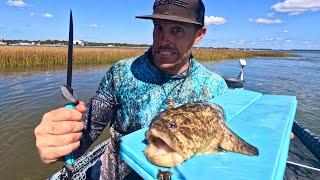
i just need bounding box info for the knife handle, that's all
[65,103,76,110]
[64,103,76,165]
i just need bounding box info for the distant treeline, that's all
[85,42,149,47]
[1,39,149,47]
[1,40,280,51]
[2,39,67,45]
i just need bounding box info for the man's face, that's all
[152,19,205,74]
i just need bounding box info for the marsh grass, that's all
[193,49,292,61]
[0,46,292,72]
[0,46,145,71]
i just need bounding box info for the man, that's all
[34,0,228,179]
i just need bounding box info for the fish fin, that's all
[219,124,259,156]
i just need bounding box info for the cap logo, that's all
[154,0,189,8]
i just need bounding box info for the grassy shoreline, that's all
[0,46,293,73]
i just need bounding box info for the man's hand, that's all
[34,101,86,163]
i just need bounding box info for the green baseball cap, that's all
[136,0,205,25]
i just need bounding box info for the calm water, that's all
[0,50,319,179]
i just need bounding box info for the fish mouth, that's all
[149,135,177,153]
[145,133,184,167]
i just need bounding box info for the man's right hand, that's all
[34,101,86,163]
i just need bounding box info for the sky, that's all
[0,0,320,50]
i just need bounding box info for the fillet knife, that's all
[60,9,79,165]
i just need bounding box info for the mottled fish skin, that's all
[145,103,259,167]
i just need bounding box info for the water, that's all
[205,50,320,135]
[0,51,319,179]
[0,67,107,179]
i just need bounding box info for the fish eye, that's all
[168,122,177,129]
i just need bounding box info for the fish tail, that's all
[220,125,259,156]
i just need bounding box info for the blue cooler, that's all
[119,89,297,180]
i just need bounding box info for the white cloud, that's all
[304,41,312,44]
[267,12,275,17]
[282,30,289,33]
[205,16,228,25]
[249,18,283,24]
[30,12,34,16]
[285,39,292,42]
[42,13,53,18]
[265,38,274,41]
[263,37,286,43]
[89,24,99,28]
[6,0,27,8]
[289,12,302,15]
[89,24,104,28]
[272,0,320,15]
[230,40,246,45]
[248,18,254,22]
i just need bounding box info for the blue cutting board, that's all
[119,89,297,180]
